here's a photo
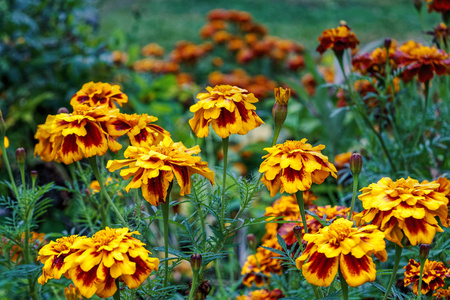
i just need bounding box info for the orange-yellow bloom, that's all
[189,85,264,138]
[37,235,85,284]
[395,43,450,82]
[404,259,447,295]
[316,24,359,54]
[0,136,9,156]
[296,218,387,287]
[259,139,337,197]
[354,177,449,247]
[236,288,285,300]
[63,227,159,298]
[64,284,82,300]
[107,139,215,206]
[70,82,128,109]
[433,286,450,299]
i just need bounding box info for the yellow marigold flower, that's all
[64,284,82,300]
[274,87,290,105]
[0,136,9,156]
[241,237,282,287]
[105,113,171,147]
[107,139,215,206]
[141,43,165,57]
[296,218,387,287]
[70,82,128,109]
[90,177,119,195]
[316,24,360,54]
[433,286,450,299]
[37,235,85,284]
[64,227,159,298]
[189,85,264,138]
[236,288,285,300]
[259,139,337,197]
[354,177,449,247]
[404,259,447,295]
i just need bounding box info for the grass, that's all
[98,0,440,52]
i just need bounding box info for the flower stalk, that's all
[382,244,403,300]
[113,279,120,300]
[296,191,309,234]
[338,268,349,300]
[220,137,229,232]
[161,182,173,288]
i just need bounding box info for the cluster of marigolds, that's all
[2,1,450,299]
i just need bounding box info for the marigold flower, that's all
[107,139,215,206]
[427,0,450,13]
[189,85,264,139]
[395,43,450,82]
[64,284,82,300]
[296,218,387,287]
[70,82,128,109]
[241,237,282,287]
[354,177,449,247]
[404,259,447,295]
[236,288,285,300]
[334,152,352,170]
[90,177,118,195]
[0,136,9,156]
[111,51,128,66]
[316,24,359,54]
[352,41,398,76]
[37,235,85,284]
[63,227,159,298]
[433,286,450,299]
[259,139,337,197]
[141,43,165,57]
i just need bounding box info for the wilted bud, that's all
[190,254,202,272]
[31,170,38,180]
[384,38,392,50]
[419,244,431,260]
[64,283,82,300]
[247,234,257,251]
[414,0,423,12]
[57,107,70,114]
[272,87,290,128]
[350,152,362,175]
[15,148,26,164]
[293,225,303,242]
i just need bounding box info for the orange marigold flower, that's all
[241,238,282,287]
[105,113,171,147]
[354,177,449,247]
[107,139,215,206]
[141,43,165,57]
[90,177,118,195]
[111,51,128,66]
[433,286,450,299]
[404,259,447,295]
[189,85,264,139]
[259,139,337,197]
[395,43,450,82]
[37,235,85,284]
[316,24,359,54]
[427,0,450,13]
[334,152,352,170]
[236,288,285,300]
[296,218,387,287]
[9,232,46,263]
[59,227,159,298]
[70,82,128,109]
[352,40,398,76]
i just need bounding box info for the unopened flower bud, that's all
[384,38,392,50]
[419,244,431,260]
[247,234,257,251]
[190,254,202,272]
[15,148,26,164]
[414,0,423,12]
[272,87,290,128]
[350,152,362,175]
[31,170,38,179]
[57,107,70,114]
[293,225,303,242]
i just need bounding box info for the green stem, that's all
[382,244,403,300]
[348,174,359,220]
[88,156,127,227]
[312,285,324,300]
[338,268,349,300]
[220,137,229,232]
[161,191,171,288]
[68,165,94,232]
[412,80,430,150]
[113,278,120,300]
[215,259,226,295]
[0,143,19,198]
[188,271,199,300]
[272,125,282,146]
[417,258,426,300]
[296,191,308,234]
